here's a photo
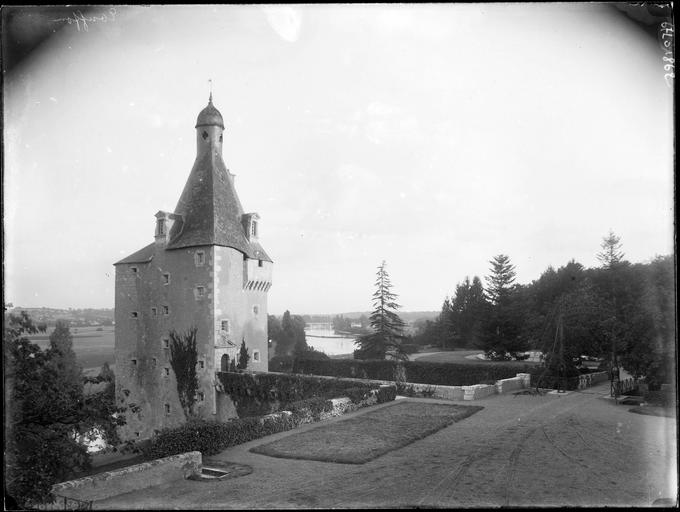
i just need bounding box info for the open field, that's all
[27,326,115,370]
[96,379,677,509]
[251,402,483,464]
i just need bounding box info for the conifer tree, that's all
[355,261,408,360]
[238,338,250,370]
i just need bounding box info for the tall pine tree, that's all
[355,261,407,360]
[480,254,528,360]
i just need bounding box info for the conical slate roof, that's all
[165,144,272,262]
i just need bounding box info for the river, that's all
[304,328,357,356]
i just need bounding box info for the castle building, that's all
[113,95,272,439]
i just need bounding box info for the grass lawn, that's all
[249,401,483,464]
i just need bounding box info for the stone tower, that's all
[113,95,272,440]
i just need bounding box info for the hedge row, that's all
[143,385,397,459]
[289,358,535,387]
[216,371,382,417]
[143,415,298,459]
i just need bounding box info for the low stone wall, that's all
[50,451,202,503]
[495,376,525,394]
[463,384,497,400]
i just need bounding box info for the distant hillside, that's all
[302,311,439,323]
[6,307,114,327]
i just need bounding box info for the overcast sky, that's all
[3,4,674,315]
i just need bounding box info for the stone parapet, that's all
[50,451,202,503]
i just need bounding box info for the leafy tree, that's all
[273,311,308,356]
[5,312,89,507]
[449,276,486,348]
[48,320,82,388]
[411,318,442,347]
[238,338,250,370]
[355,261,408,360]
[438,296,455,349]
[268,314,282,354]
[168,326,199,419]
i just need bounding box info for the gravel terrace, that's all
[95,380,677,509]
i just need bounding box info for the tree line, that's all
[410,232,674,387]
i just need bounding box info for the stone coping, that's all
[50,451,202,503]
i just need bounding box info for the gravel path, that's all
[95,380,677,508]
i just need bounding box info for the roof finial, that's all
[208,78,213,104]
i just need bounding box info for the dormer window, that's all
[251,220,258,238]
[156,218,166,236]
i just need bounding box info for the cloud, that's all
[261,6,302,42]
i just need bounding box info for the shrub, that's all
[343,387,371,404]
[143,415,298,460]
[216,372,379,417]
[376,385,397,403]
[284,397,334,421]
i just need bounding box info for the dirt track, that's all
[95,380,677,508]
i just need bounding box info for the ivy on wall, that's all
[168,326,199,419]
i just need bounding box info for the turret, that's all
[195,93,224,158]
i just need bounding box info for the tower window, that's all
[195,251,205,267]
[130,266,138,274]
[162,337,169,349]
[131,359,137,366]
[162,305,169,315]
[196,286,205,298]
[152,358,157,367]
[151,307,157,316]
[131,311,138,319]
[258,259,263,268]
[198,360,205,369]
[219,134,223,142]
[163,273,170,285]
[197,391,205,402]
[164,403,171,415]
[202,130,208,140]
[220,319,230,334]
[252,305,259,315]
[252,350,260,363]
[163,367,170,377]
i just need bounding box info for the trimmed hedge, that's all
[144,384,398,459]
[217,371,381,417]
[143,415,298,460]
[291,358,534,387]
